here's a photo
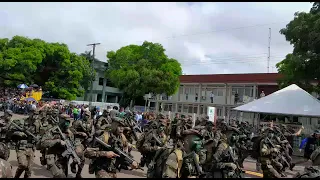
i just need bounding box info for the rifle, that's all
[49,116,59,124]
[124,117,140,141]
[9,121,39,142]
[152,133,166,147]
[55,126,81,164]
[228,146,245,178]
[94,137,143,171]
[266,137,290,169]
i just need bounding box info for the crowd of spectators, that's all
[0,87,39,114]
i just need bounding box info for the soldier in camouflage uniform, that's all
[40,114,73,178]
[259,128,283,178]
[0,142,13,178]
[39,108,60,166]
[95,110,111,131]
[140,120,168,167]
[0,110,13,146]
[157,129,205,178]
[69,110,93,178]
[10,110,42,178]
[206,121,240,178]
[169,113,180,144]
[84,117,139,178]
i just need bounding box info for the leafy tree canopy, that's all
[106,41,182,106]
[277,2,320,93]
[0,35,94,100]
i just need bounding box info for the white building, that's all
[149,73,281,122]
[149,72,320,135]
[76,60,122,103]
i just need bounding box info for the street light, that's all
[87,43,101,107]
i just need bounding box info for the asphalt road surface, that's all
[3,112,308,178]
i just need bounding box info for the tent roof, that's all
[233,84,320,117]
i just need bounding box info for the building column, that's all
[253,84,257,99]
[198,84,202,103]
[155,94,160,113]
[102,78,106,102]
[224,84,228,105]
[197,104,200,116]
[115,96,118,103]
[175,103,178,114]
[222,106,226,120]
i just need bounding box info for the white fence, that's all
[69,101,120,110]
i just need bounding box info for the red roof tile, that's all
[179,73,282,84]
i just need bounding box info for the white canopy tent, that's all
[233,84,320,117]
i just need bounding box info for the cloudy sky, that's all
[0,2,312,75]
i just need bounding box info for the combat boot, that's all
[70,162,77,174]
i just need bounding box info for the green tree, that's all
[0,36,95,100]
[106,41,182,107]
[0,36,45,86]
[276,2,320,93]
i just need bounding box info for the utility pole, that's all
[87,43,101,107]
[267,28,271,73]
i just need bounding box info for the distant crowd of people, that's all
[0,87,39,114]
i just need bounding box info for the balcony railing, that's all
[148,94,256,106]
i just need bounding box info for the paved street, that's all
[3,112,309,178]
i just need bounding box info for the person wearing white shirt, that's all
[210,91,214,103]
[260,91,265,98]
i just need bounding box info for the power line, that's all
[131,21,288,44]
[178,53,286,63]
[181,56,284,66]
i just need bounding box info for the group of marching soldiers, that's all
[0,105,320,178]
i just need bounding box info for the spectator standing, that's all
[210,91,214,103]
[73,107,79,120]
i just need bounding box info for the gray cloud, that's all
[0,2,312,74]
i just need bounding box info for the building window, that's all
[193,106,198,114]
[244,87,253,97]
[97,94,102,102]
[200,105,207,115]
[185,87,190,94]
[178,105,182,113]
[106,79,116,87]
[217,108,222,117]
[188,106,193,113]
[217,89,223,96]
[183,105,189,113]
[179,87,183,95]
[99,78,104,86]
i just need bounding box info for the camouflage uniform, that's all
[10,110,41,178]
[140,121,168,167]
[259,128,283,178]
[160,129,205,178]
[39,109,59,166]
[84,118,138,178]
[0,142,13,178]
[69,110,92,178]
[0,110,12,148]
[40,114,73,178]
[95,110,111,131]
[169,114,179,144]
